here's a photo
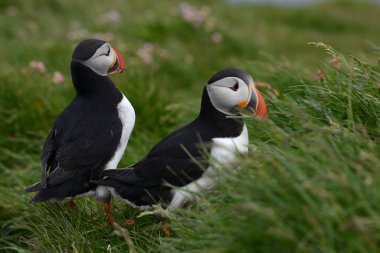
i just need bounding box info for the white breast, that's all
[105,94,135,170]
[207,124,248,176]
[169,124,249,209]
[96,94,135,201]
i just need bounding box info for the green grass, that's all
[1,0,380,252]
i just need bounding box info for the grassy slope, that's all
[0,0,379,252]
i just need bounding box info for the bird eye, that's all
[103,48,111,56]
[230,81,239,91]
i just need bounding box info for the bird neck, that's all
[199,87,244,136]
[70,61,122,103]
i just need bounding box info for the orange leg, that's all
[161,224,172,237]
[123,219,135,225]
[103,200,114,225]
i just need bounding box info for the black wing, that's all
[102,118,213,188]
[40,128,56,188]
[25,127,58,193]
[25,102,123,193]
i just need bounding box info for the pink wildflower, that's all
[29,61,47,74]
[52,71,65,84]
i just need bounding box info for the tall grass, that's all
[1,0,380,252]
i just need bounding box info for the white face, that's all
[81,43,116,76]
[206,77,251,115]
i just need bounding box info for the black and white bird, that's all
[96,68,266,211]
[25,39,135,223]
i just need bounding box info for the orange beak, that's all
[108,48,126,75]
[237,83,267,119]
[251,87,267,119]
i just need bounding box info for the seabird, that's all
[25,39,135,224]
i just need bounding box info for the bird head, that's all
[71,39,126,76]
[206,68,267,119]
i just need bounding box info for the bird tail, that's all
[91,167,138,185]
[28,191,49,204]
[91,169,162,206]
[90,170,125,186]
[25,182,51,203]
[25,182,43,193]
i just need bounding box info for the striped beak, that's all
[238,83,267,119]
[108,48,126,75]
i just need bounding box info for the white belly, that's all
[96,94,135,201]
[169,124,249,209]
[104,94,135,170]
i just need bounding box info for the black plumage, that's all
[207,67,253,85]
[72,39,106,61]
[97,87,244,206]
[25,41,124,203]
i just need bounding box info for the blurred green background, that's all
[0,0,379,252]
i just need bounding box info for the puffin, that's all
[25,39,135,224]
[95,68,266,211]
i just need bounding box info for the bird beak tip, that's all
[108,48,126,75]
[243,86,267,119]
[253,88,267,119]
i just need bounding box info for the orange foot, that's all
[162,224,172,237]
[123,219,135,225]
